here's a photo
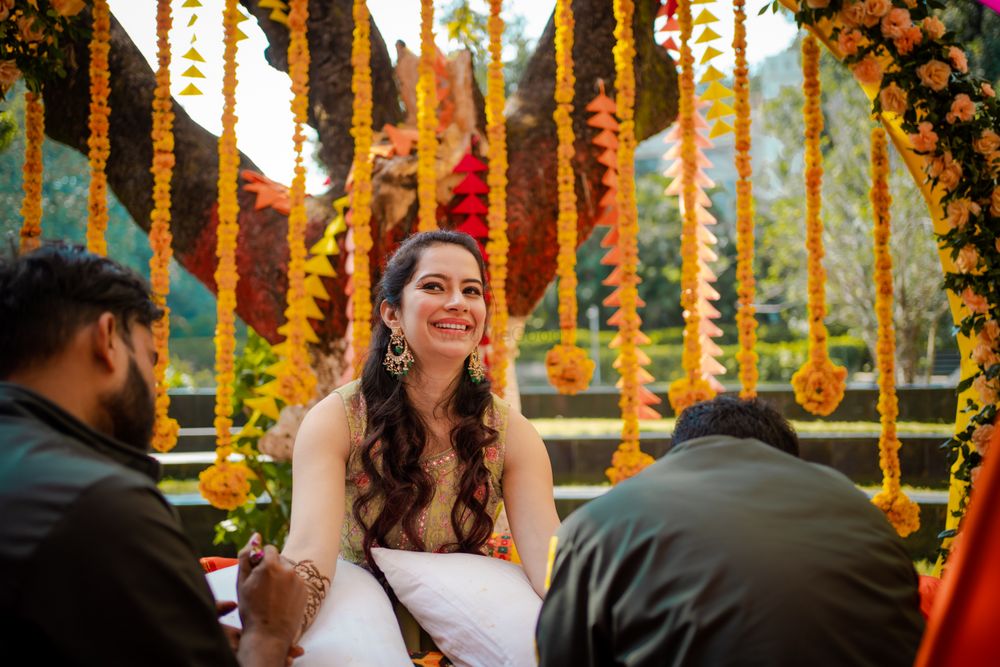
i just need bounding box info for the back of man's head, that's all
[0,243,162,379]
[672,395,800,457]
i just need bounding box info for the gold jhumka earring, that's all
[383,328,414,377]
[467,348,486,384]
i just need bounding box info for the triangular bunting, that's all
[695,26,722,44]
[181,47,205,62]
[700,46,724,64]
[709,119,734,138]
[457,215,490,238]
[304,254,337,277]
[452,195,488,215]
[699,65,725,84]
[693,8,718,25]
[304,273,330,300]
[454,153,488,173]
[181,65,205,79]
[178,83,202,96]
[244,396,281,421]
[706,101,735,120]
[453,174,489,195]
[700,81,734,101]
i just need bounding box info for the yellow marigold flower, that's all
[199,460,256,511]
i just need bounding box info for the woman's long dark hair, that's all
[353,231,498,573]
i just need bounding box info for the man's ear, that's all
[380,300,401,330]
[90,312,120,373]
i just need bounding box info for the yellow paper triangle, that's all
[235,10,249,23]
[700,80,733,101]
[699,65,724,84]
[706,101,735,120]
[191,34,197,44]
[181,47,205,62]
[234,28,249,42]
[304,273,330,300]
[304,297,325,321]
[256,379,281,397]
[181,65,205,79]
[187,14,198,27]
[695,26,722,44]
[700,46,723,64]
[264,360,288,377]
[269,9,289,25]
[709,119,734,138]
[270,342,289,358]
[693,9,718,25]
[333,195,350,213]
[326,218,347,239]
[304,254,337,277]
[278,322,319,343]
[258,0,287,8]
[310,236,340,256]
[244,396,281,421]
[181,0,202,7]
[178,83,202,96]
[692,0,714,4]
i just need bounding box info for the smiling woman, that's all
[278,230,561,657]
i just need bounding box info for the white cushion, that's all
[371,548,541,667]
[206,558,411,666]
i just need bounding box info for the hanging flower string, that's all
[732,0,758,398]
[416,0,439,232]
[19,90,43,254]
[86,0,111,256]
[485,0,510,397]
[868,126,920,537]
[606,0,654,485]
[200,0,253,511]
[274,0,317,406]
[790,34,846,417]
[149,0,180,453]
[668,0,715,413]
[545,0,594,395]
[349,0,374,377]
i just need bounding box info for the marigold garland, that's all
[545,0,593,395]
[198,458,255,511]
[732,0,758,398]
[668,0,715,414]
[19,90,43,254]
[416,0,439,232]
[485,0,510,397]
[867,127,920,537]
[606,0,653,485]
[789,34,846,417]
[275,0,317,406]
[349,0,374,377]
[149,0,179,453]
[86,0,111,256]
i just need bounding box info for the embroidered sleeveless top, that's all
[334,380,508,566]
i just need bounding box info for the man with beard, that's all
[0,244,306,666]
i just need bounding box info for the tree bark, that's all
[41,0,677,360]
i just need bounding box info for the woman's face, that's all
[383,243,487,368]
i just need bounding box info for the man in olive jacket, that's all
[537,397,924,667]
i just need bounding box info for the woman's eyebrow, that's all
[416,272,483,286]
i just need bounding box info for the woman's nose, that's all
[446,289,468,310]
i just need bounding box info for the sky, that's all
[109,1,797,191]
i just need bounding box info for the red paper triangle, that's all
[454,153,488,173]
[452,195,487,215]
[457,215,490,238]
[587,112,620,131]
[585,93,617,114]
[599,188,619,208]
[598,147,618,168]
[601,169,618,188]
[659,36,678,52]
[600,226,619,247]
[592,129,619,149]
[602,265,623,286]
[600,246,622,266]
[594,206,618,227]
[638,385,662,405]
[453,173,489,195]
[638,405,663,420]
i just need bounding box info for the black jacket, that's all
[0,382,237,666]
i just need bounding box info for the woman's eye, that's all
[421,282,443,291]
[464,287,482,296]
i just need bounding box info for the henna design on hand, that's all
[292,559,331,632]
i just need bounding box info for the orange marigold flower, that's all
[199,460,255,511]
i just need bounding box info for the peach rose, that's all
[864,0,892,18]
[945,198,980,230]
[838,28,863,57]
[963,287,990,315]
[974,375,999,405]
[972,423,995,455]
[982,320,1000,347]
[949,46,969,74]
[881,8,912,39]
[983,82,996,98]
[17,15,45,43]
[922,16,945,40]
[972,342,1000,368]
[974,130,1000,156]
[841,1,866,26]
[879,82,907,115]
[946,94,976,124]
[992,187,1000,218]
[50,0,86,17]
[0,60,20,92]
[930,151,963,191]
[956,245,980,273]
[917,60,951,92]
[909,121,938,153]
[894,25,922,56]
[806,0,831,7]
[971,465,983,487]
[852,55,883,87]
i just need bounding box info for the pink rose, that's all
[949,46,969,74]
[50,0,86,17]
[881,8,912,39]
[909,121,938,153]
[992,187,1000,218]
[956,245,980,273]
[974,130,1000,156]
[963,287,990,315]
[983,82,996,98]
[879,82,907,115]
[972,423,995,455]
[841,1,866,27]
[806,0,831,7]
[922,16,945,40]
[917,60,951,92]
[864,0,892,18]
[946,94,976,124]
[945,198,980,230]
[838,29,863,57]
[852,55,883,87]
[894,25,923,56]
[0,60,20,93]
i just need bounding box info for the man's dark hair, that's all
[0,243,162,378]
[672,395,800,456]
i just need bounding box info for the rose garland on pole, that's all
[19,90,43,254]
[485,0,510,398]
[416,0,439,232]
[86,0,111,256]
[348,0,374,378]
[149,0,180,453]
[732,0,758,398]
[789,34,847,417]
[868,126,920,537]
[606,0,654,485]
[545,0,595,395]
[274,0,317,406]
